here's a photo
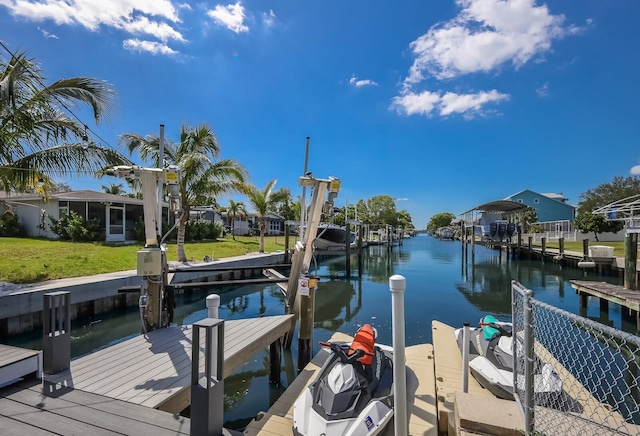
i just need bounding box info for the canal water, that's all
[5,234,634,429]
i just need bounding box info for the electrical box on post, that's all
[137,248,162,276]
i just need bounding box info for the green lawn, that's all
[0,236,289,284]
[534,240,628,257]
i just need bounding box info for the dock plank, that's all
[44,315,294,413]
[431,320,493,434]
[1,378,189,435]
[571,280,640,312]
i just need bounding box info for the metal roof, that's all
[461,200,528,215]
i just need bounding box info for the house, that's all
[504,190,576,223]
[0,190,172,243]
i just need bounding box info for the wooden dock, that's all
[244,331,438,436]
[571,280,640,329]
[44,315,294,414]
[1,378,191,435]
[0,344,41,387]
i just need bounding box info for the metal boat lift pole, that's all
[300,137,310,243]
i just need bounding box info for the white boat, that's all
[313,224,357,251]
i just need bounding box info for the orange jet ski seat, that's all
[348,324,375,365]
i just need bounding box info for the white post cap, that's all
[389,274,406,293]
[206,294,221,308]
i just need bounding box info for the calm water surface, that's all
[6,234,633,429]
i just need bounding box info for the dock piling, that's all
[625,233,638,290]
[297,277,317,372]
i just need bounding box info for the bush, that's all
[134,219,222,242]
[48,211,102,242]
[0,211,26,237]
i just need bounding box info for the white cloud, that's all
[0,0,184,44]
[404,0,576,84]
[349,75,378,88]
[392,88,509,118]
[207,2,249,33]
[536,82,549,97]
[393,0,582,119]
[38,26,58,39]
[262,9,275,27]
[123,38,177,55]
[631,165,640,176]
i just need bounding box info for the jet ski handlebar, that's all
[318,341,374,365]
[478,321,512,337]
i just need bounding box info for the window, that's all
[516,199,523,203]
[534,198,540,204]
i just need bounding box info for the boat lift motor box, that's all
[137,248,162,276]
[589,245,614,259]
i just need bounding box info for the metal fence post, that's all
[43,291,71,374]
[523,289,535,434]
[190,318,224,436]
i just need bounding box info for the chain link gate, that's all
[512,281,640,435]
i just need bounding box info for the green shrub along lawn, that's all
[0,236,288,284]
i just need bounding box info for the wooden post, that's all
[583,239,589,259]
[625,233,638,290]
[541,237,546,257]
[559,237,565,257]
[527,236,533,259]
[269,338,282,386]
[297,278,316,372]
[358,224,364,276]
[345,222,351,277]
[579,292,588,308]
[284,225,290,263]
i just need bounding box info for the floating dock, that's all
[0,344,42,387]
[43,315,293,413]
[244,331,438,436]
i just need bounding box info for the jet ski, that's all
[293,324,395,436]
[454,315,562,401]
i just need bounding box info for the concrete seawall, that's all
[0,252,286,336]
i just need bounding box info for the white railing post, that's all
[389,275,407,436]
[461,322,470,393]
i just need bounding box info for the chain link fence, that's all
[512,281,640,435]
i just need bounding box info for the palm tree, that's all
[244,179,288,253]
[101,182,126,196]
[120,123,248,261]
[0,48,129,192]
[222,199,247,240]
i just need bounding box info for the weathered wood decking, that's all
[1,378,190,435]
[571,280,640,329]
[0,344,41,387]
[244,331,438,436]
[44,315,293,414]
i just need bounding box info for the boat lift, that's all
[283,174,341,348]
[106,164,181,332]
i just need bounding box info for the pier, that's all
[43,315,293,413]
[571,280,640,330]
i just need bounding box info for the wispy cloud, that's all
[393,0,584,119]
[262,9,276,27]
[536,82,549,97]
[349,75,378,88]
[631,164,640,176]
[207,2,249,33]
[38,26,58,39]
[123,39,177,56]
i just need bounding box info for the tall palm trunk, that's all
[177,213,189,262]
[259,219,266,253]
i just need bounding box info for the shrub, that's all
[48,211,101,241]
[0,211,26,237]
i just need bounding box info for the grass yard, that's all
[0,236,289,284]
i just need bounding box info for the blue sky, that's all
[2,0,639,228]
